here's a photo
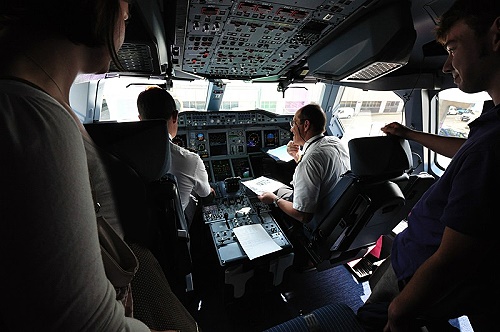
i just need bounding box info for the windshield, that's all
[97,77,326,121]
[93,76,405,145]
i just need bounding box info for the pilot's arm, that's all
[258,191,313,223]
[201,187,215,204]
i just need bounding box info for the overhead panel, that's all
[180,0,373,80]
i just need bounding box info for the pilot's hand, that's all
[286,141,301,163]
[381,122,413,139]
[258,192,277,205]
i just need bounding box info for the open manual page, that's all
[241,176,287,195]
[232,224,282,260]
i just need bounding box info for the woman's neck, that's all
[0,32,77,107]
[0,33,90,138]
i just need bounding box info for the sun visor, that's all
[307,0,416,83]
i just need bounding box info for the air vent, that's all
[308,0,415,83]
[341,62,402,83]
[109,43,155,74]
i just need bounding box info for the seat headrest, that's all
[84,120,170,182]
[348,136,412,179]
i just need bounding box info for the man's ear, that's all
[171,109,179,123]
[492,16,500,52]
[303,119,311,132]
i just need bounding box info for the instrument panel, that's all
[175,110,294,266]
[203,180,292,266]
[175,110,293,183]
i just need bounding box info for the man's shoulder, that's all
[170,142,202,160]
[323,135,342,143]
[313,136,345,151]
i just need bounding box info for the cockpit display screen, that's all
[246,130,261,153]
[263,130,279,148]
[172,134,186,148]
[231,157,252,179]
[208,132,228,156]
[211,159,232,182]
[196,133,205,141]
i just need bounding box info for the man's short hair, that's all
[137,86,177,121]
[435,0,500,44]
[298,103,326,134]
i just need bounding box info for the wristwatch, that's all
[273,196,281,207]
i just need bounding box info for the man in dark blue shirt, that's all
[358,1,500,331]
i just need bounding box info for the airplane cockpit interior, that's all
[66,0,482,330]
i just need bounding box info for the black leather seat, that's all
[298,136,415,271]
[85,120,194,297]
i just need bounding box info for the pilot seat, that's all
[294,135,433,272]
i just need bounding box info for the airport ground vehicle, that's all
[336,107,355,118]
[66,0,493,330]
[447,106,458,115]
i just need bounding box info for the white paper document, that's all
[241,176,286,195]
[265,145,294,162]
[233,224,282,260]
